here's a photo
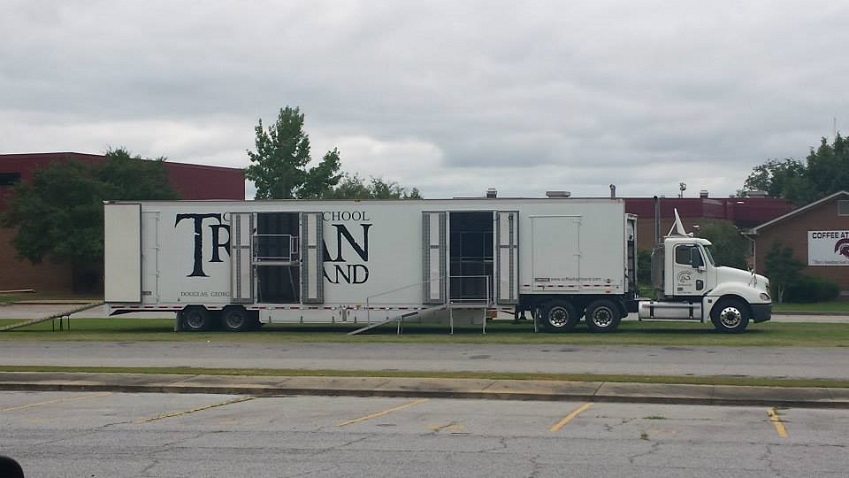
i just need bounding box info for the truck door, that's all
[672,244,706,296]
[300,212,324,304]
[422,211,447,305]
[494,211,518,304]
[229,212,254,303]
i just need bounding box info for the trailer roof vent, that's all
[545,190,571,198]
[486,188,497,198]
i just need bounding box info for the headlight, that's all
[759,292,771,301]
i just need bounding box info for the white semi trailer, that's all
[103,196,771,333]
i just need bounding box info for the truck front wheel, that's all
[182,306,213,332]
[540,300,578,332]
[585,300,621,333]
[711,299,750,333]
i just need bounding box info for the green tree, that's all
[325,174,422,199]
[805,134,849,201]
[743,134,849,205]
[695,220,748,269]
[245,106,342,199]
[1,148,177,282]
[763,242,804,303]
[742,158,810,203]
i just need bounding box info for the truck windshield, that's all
[703,245,717,266]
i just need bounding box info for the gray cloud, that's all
[2,0,848,198]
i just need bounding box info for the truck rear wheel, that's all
[182,306,213,332]
[221,306,254,332]
[585,300,621,333]
[711,299,749,333]
[540,300,578,332]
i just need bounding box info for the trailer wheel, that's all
[585,300,621,333]
[540,300,578,332]
[711,299,749,333]
[221,306,253,332]
[182,306,212,332]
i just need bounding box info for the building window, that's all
[0,172,21,187]
[839,200,849,216]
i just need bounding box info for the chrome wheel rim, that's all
[548,307,569,327]
[186,312,204,329]
[719,307,742,328]
[225,313,244,329]
[591,308,613,328]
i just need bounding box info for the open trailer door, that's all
[495,210,519,305]
[104,203,142,303]
[300,212,324,304]
[422,211,447,305]
[229,212,254,304]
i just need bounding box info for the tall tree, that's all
[1,148,177,268]
[743,134,849,205]
[245,106,342,199]
[742,158,810,203]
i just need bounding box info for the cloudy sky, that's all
[2,0,848,199]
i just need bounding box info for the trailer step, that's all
[346,311,421,336]
[0,301,105,332]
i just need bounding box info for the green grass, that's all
[773,301,849,313]
[1,364,848,389]
[0,291,100,304]
[1,318,849,347]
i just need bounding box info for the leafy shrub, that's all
[784,275,840,303]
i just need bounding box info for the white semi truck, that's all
[103,196,771,333]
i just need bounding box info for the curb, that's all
[1,372,848,410]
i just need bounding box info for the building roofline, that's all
[744,190,849,235]
[0,152,245,172]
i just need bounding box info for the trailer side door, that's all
[530,215,582,291]
[494,211,519,304]
[422,211,447,305]
[229,212,254,303]
[300,212,324,304]
[104,203,142,303]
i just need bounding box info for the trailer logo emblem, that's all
[174,213,230,277]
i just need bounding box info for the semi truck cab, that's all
[637,213,771,333]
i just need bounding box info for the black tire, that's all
[221,306,253,332]
[711,299,750,333]
[585,299,621,333]
[540,300,579,332]
[182,306,213,332]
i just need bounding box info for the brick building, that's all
[745,191,849,295]
[623,194,794,251]
[1,152,245,293]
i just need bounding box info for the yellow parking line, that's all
[767,408,788,438]
[337,398,429,427]
[136,396,254,423]
[550,402,594,432]
[0,392,112,412]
